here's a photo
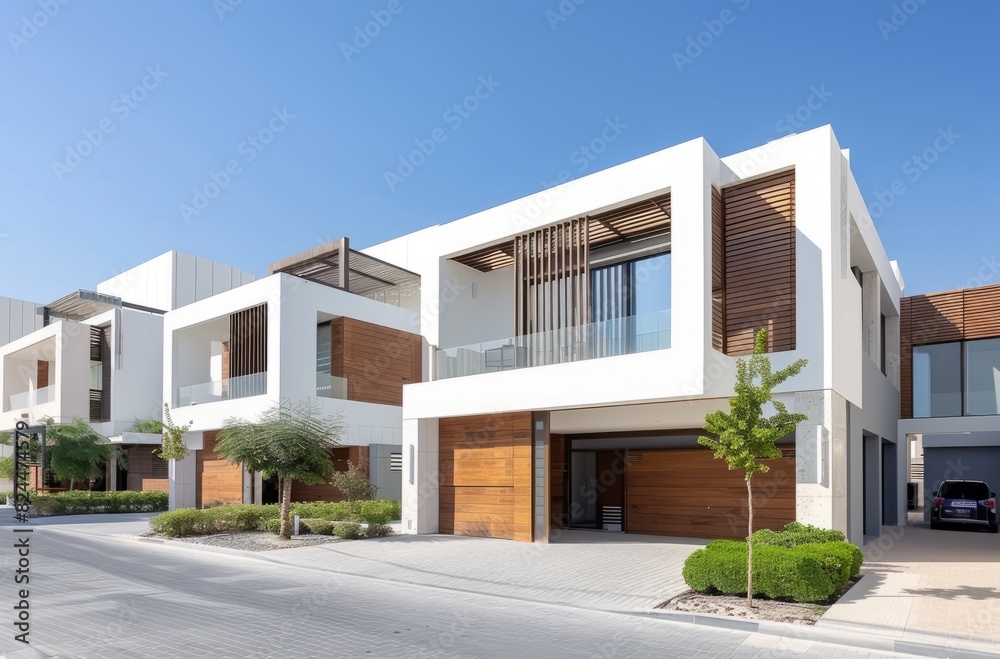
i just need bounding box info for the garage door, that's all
[438,413,533,541]
[625,448,795,539]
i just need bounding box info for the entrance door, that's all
[567,450,627,530]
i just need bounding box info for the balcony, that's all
[177,372,267,406]
[316,373,348,399]
[435,310,670,380]
[8,386,54,410]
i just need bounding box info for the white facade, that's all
[163,273,416,508]
[363,126,904,544]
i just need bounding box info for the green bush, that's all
[290,499,401,524]
[32,490,169,516]
[290,501,353,521]
[363,523,395,538]
[683,540,852,603]
[261,517,282,535]
[752,522,846,547]
[149,504,280,537]
[358,499,401,524]
[299,518,335,536]
[332,522,363,539]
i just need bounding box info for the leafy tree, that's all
[330,459,378,519]
[698,328,808,607]
[216,400,344,539]
[47,418,123,491]
[156,404,190,462]
[128,417,165,434]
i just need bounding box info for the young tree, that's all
[698,328,808,607]
[156,404,190,462]
[47,418,123,491]
[216,400,344,539]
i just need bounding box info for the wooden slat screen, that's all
[100,326,111,421]
[89,326,103,362]
[711,186,724,352]
[36,360,49,389]
[514,218,589,366]
[900,283,1000,418]
[229,304,267,377]
[439,413,533,541]
[721,169,796,355]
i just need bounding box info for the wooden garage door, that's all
[625,448,795,539]
[438,413,533,541]
[196,431,243,508]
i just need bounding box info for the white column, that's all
[402,417,439,534]
[795,390,849,534]
[861,270,881,364]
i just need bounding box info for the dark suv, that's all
[931,480,998,533]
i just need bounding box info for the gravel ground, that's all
[140,530,346,551]
[658,578,860,625]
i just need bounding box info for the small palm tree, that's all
[699,328,808,607]
[216,400,344,539]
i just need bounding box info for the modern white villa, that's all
[2,124,998,547]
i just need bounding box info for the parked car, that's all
[931,480,998,533]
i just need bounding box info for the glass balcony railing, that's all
[177,372,267,406]
[8,385,54,410]
[435,310,670,380]
[316,372,348,399]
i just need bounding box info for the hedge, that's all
[683,526,864,603]
[32,490,169,516]
[150,499,401,537]
[150,504,281,537]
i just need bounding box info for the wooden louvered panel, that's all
[907,291,963,345]
[722,169,796,355]
[336,317,422,407]
[438,412,533,542]
[900,298,914,419]
[36,360,49,389]
[100,326,112,421]
[711,186,724,352]
[963,284,1000,339]
[229,304,268,378]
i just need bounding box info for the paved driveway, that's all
[818,518,1000,651]
[259,529,706,611]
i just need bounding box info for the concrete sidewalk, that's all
[817,522,1000,652]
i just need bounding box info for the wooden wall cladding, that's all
[439,412,533,541]
[229,303,267,377]
[36,360,49,389]
[625,449,795,539]
[721,169,796,355]
[334,317,422,407]
[196,430,243,508]
[291,446,369,502]
[900,282,1000,418]
[126,446,169,493]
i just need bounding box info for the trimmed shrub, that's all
[299,518,335,536]
[290,501,352,521]
[358,499,401,524]
[332,522,363,540]
[752,522,846,548]
[150,504,280,537]
[362,523,395,538]
[32,490,169,516]
[683,540,839,603]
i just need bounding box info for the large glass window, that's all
[965,338,1000,416]
[913,342,962,418]
[590,251,671,355]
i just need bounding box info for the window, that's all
[965,338,1000,416]
[939,481,990,500]
[316,321,333,398]
[913,342,962,418]
[590,251,671,355]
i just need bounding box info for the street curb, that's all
[639,609,999,658]
[46,529,1000,658]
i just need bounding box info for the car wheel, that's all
[930,520,941,530]
[990,523,998,534]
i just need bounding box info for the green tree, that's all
[47,418,123,491]
[698,328,808,607]
[216,400,344,539]
[156,404,190,462]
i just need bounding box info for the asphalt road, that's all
[0,525,905,658]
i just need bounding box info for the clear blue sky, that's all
[2,1,997,302]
